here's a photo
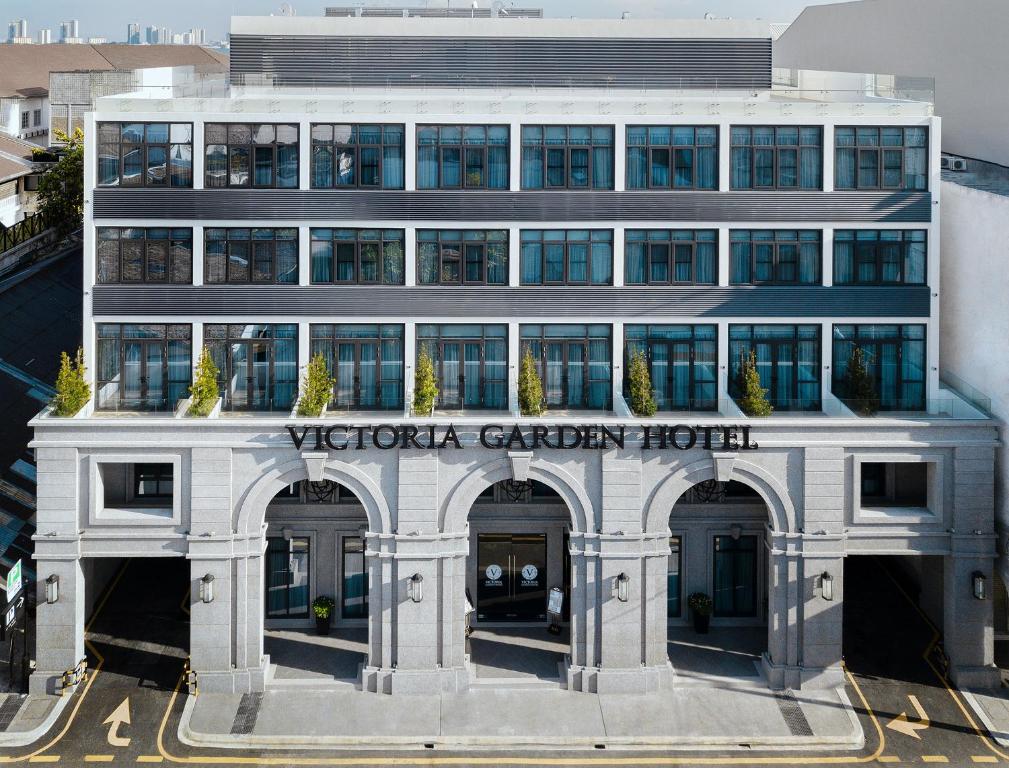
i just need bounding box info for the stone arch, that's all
[236,457,392,536]
[642,456,793,534]
[440,456,593,533]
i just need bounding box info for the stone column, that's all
[797,543,845,689]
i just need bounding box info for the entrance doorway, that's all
[476,533,547,622]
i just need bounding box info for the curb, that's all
[0,694,71,748]
[963,689,1009,748]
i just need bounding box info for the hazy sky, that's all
[6,0,839,43]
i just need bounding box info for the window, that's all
[730,230,821,285]
[95,324,192,411]
[204,123,298,188]
[20,112,28,130]
[835,126,928,191]
[668,536,682,618]
[342,537,368,619]
[97,122,193,187]
[729,325,821,411]
[310,324,404,411]
[625,325,717,411]
[520,230,612,285]
[521,125,614,189]
[416,324,508,410]
[417,125,509,189]
[98,461,177,517]
[310,123,404,189]
[625,230,717,285]
[520,324,612,410]
[712,535,758,617]
[833,230,926,285]
[860,462,928,508]
[266,536,310,618]
[96,227,193,284]
[32,109,41,127]
[626,126,718,189]
[730,126,822,190]
[832,324,926,411]
[417,230,508,285]
[204,228,298,284]
[310,229,404,285]
[133,463,174,500]
[204,324,298,411]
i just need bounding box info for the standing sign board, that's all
[546,586,564,635]
[5,560,21,604]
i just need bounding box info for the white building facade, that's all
[30,16,1000,701]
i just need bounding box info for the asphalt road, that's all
[2,555,1007,767]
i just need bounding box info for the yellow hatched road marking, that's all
[970,758,998,764]
[921,757,948,763]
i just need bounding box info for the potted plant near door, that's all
[688,592,713,634]
[312,596,336,636]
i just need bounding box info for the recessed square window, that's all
[90,456,182,526]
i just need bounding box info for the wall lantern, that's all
[973,571,987,600]
[45,574,59,605]
[408,573,424,603]
[199,574,215,604]
[616,572,629,603]
[819,572,834,601]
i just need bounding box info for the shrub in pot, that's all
[312,596,336,635]
[688,592,713,634]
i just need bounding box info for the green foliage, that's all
[518,347,545,416]
[688,592,713,616]
[627,349,657,417]
[413,348,439,416]
[37,128,84,237]
[312,595,336,620]
[736,350,773,417]
[297,353,334,417]
[188,348,220,417]
[52,348,90,416]
[843,345,880,416]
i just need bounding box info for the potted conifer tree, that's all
[52,348,90,417]
[736,351,773,417]
[188,348,221,417]
[627,349,658,417]
[843,346,880,416]
[297,353,334,417]
[413,348,439,416]
[518,347,545,416]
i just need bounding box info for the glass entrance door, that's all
[335,341,379,409]
[543,341,586,408]
[438,341,487,410]
[122,340,166,409]
[476,533,548,622]
[230,341,272,410]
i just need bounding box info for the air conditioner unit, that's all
[941,154,967,171]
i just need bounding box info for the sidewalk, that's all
[181,683,863,751]
[0,693,67,747]
[964,687,1009,748]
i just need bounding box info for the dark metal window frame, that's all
[203,324,298,412]
[712,534,759,618]
[309,323,404,412]
[309,228,405,285]
[623,325,718,412]
[833,230,927,286]
[96,227,193,284]
[417,325,509,411]
[265,536,311,619]
[341,535,369,620]
[834,126,929,191]
[521,125,615,190]
[668,534,683,619]
[204,228,299,285]
[729,229,822,285]
[625,230,718,286]
[204,122,300,189]
[519,229,613,286]
[519,325,613,411]
[95,323,192,411]
[133,463,174,500]
[417,230,509,286]
[416,124,510,190]
[729,324,822,411]
[831,324,927,411]
[97,121,194,188]
[310,123,405,189]
[730,125,823,191]
[626,125,719,190]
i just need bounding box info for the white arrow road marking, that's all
[102,698,131,747]
[885,693,930,739]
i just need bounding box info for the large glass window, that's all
[310,324,404,411]
[626,126,718,190]
[730,126,822,190]
[266,536,310,619]
[342,536,368,619]
[97,122,193,187]
[730,230,821,285]
[311,123,404,189]
[204,228,298,284]
[668,536,682,619]
[625,325,717,411]
[625,230,717,285]
[520,324,612,410]
[95,324,191,411]
[204,324,298,412]
[833,230,926,285]
[729,324,821,411]
[204,123,299,188]
[96,227,192,284]
[521,125,614,190]
[417,125,509,189]
[310,229,405,285]
[832,324,926,411]
[417,230,508,285]
[520,230,612,285]
[417,325,508,410]
[835,126,928,191]
[712,535,758,617]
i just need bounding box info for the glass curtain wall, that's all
[729,325,821,411]
[520,324,612,410]
[204,324,298,412]
[832,324,926,410]
[624,325,717,411]
[310,324,404,411]
[95,324,191,411]
[416,325,508,410]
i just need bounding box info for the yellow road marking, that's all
[970,757,998,763]
[26,758,59,763]
[920,758,948,764]
[877,758,900,763]
[83,758,114,763]
[138,758,165,764]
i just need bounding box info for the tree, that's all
[188,348,220,417]
[627,348,657,417]
[52,348,90,416]
[413,348,439,416]
[736,350,773,417]
[36,128,84,237]
[843,345,880,416]
[297,353,334,417]
[518,347,545,416]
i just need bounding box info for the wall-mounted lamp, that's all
[973,571,987,600]
[199,574,215,604]
[819,572,834,601]
[616,572,629,602]
[408,573,424,603]
[45,574,59,604]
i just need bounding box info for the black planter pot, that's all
[692,611,710,634]
[315,615,332,635]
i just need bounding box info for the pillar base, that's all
[363,665,469,694]
[193,655,269,693]
[568,662,673,693]
[29,670,64,696]
[761,655,846,690]
[950,664,1001,689]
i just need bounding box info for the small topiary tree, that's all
[297,353,334,417]
[736,350,773,417]
[518,347,545,416]
[843,345,880,416]
[188,348,220,417]
[413,348,439,416]
[627,348,657,417]
[52,348,90,416]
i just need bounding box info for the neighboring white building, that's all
[0,132,39,226]
[37,29,51,45]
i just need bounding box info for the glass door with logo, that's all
[476,533,547,622]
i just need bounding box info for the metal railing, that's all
[0,212,49,255]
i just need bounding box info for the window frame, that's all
[729,229,822,285]
[309,228,405,285]
[833,230,927,286]
[203,228,299,285]
[831,324,927,411]
[309,323,405,412]
[132,463,174,500]
[96,227,193,285]
[416,230,509,286]
[310,123,405,189]
[203,324,299,412]
[712,534,759,618]
[625,125,719,190]
[341,535,369,620]
[521,125,615,190]
[519,324,613,411]
[204,123,300,189]
[624,324,718,412]
[416,324,509,411]
[265,535,312,619]
[519,229,613,286]
[416,124,510,190]
[729,125,823,191]
[94,323,192,412]
[97,121,194,188]
[625,229,718,286]
[729,324,822,412]
[834,126,929,191]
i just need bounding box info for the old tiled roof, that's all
[0,134,37,183]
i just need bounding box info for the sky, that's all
[5,0,840,43]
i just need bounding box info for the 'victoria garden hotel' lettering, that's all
[286,424,758,452]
